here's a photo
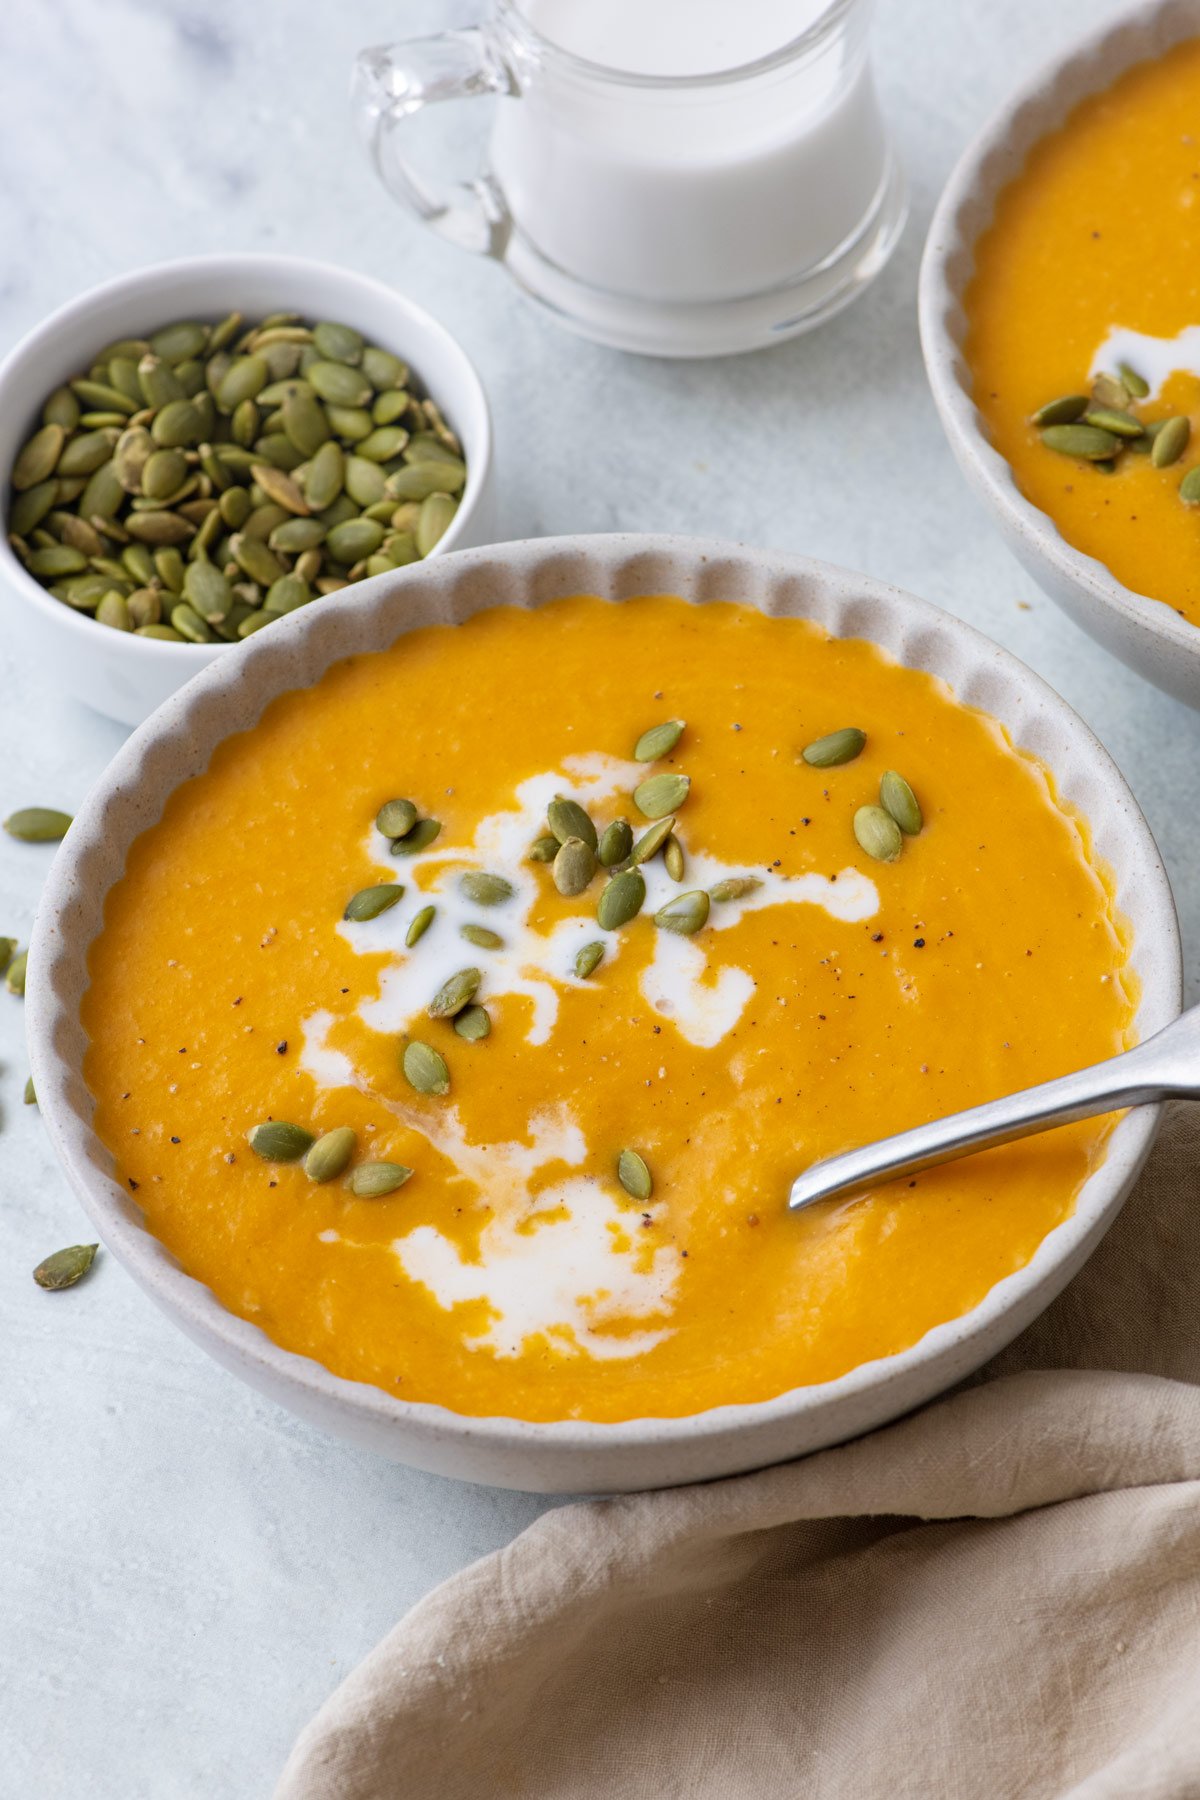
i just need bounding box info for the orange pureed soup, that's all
[82,597,1134,1422]
[967,38,1200,627]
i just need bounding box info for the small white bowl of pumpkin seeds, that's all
[0,254,495,725]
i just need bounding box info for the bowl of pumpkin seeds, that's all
[0,254,494,725]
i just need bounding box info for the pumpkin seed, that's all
[10,479,58,535]
[1152,416,1191,468]
[326,517,385,563]
[377,797,418,839]
[344,882,403,922]
[429,966,481,1019]
[634,772,690,819]
[96,591,131,631]
[282,391,330,457]
[70,379,137,415]
[1180,466,1200,506]
[386,459,467,500]
[58,429,119,478]
[634,718,685,761]
[1117,362,1150,398]
[1041,423,1121,460]
[264,574,310,615]
[528,834,559,863]
[308,360,372,408]
[1031,394,1087,427]
[362,347,408,390]
[1092,372,1132,411]
[416,493,457,556]
[880,770,922,836]
[617,1149,653,1201]
[251,462,309,516]
[854,804,903,863]
[247,1120,315,1160]
[183,559,232,621]
[663,835,685,882]
[313,321,364,365]
[4,806,72,841]
[33,1244,99,1290]
[1081,407,1144,438]
[553,836,596,896]
[170,602,213,643]
[547,797,597,850]
[597,819,632,866]
[12,424,64,490]
[406,904,436,947]
[349,1160,413,1197]
[7,949,27,995]
[403,1039,450,1095]
[357,427,411,464]
[454,1004,491,1041]
[574,941,605,979]
[802,727,866,767]
[43,387,80,431]
[24,1076,36,1104]
[27,545,87,578]
[304,1126,357,1184]
[458,871,513,905]
[461,923,503,950]
[597,867,645,930]
[630,817,675,864]
[391,817,441,856]
[304,440,344,511]
[216,355,269,412]
[654,888,710,935]
[709,876,762,903]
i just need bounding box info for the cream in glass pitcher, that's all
[353,0,905,357]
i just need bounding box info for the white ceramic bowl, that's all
[920,0,1200,709]
[0,254,496,727]
[26,534,1180,1493]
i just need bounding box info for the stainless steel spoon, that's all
[788,1004,1200,1215]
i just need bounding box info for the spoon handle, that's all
[787,1005,1200,1214]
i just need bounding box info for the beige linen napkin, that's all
[276,1106,1200,1800]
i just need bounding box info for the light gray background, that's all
[2,1,1197,1795]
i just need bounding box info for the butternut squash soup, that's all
[81,597,1134,1422]
[967,37,1200,627]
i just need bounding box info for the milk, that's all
[489,0,890,305]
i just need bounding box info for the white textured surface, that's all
[1,0,1197,1793]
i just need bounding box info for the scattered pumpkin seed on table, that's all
[5,313,467,641]
[33,1244,99,1290]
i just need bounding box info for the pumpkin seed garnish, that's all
[349,1160,413,1197]
[617,1149,653,1201]
[304,1126,357,1184]
[391,817,441,856]
[461,923,503,949]
[458,871,513,906]
[403,1039,450,1095]
[406,904,436,947]
[663,835,685,882]
[248,1120,315,1161]
[1041,423,1121,461]
[344,882,403,922]
[7,311,468,640]
[1031,394,1088,428]
[801,727,866,767]
[1118,362,1150,398]
[1152,416,1191,468]
[633,772,690,818]
[24,1075,36,1104]
[634,718,685,761]
[1080,407,1143,439]
[654,889,710,936]
[879,770,922,836]
[597,819,633,867]
[709,876,762,903]
[454,1004,491,1041]
[630,817,675,865]
[547,796,598,851]
[1091,372,1132,411]
[528,834,560,863]
[553,836,596,896]
[6,949,28,995]
[376,797,418,840]
[4,806,72,841]
[34,1244,99,1290]
[854,804,903,863]
[428,967,481,1019]
[575,941,605,979]
[1180,466,1200,507]
[597,867,646,931]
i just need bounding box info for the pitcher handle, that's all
[352,30,515,259]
